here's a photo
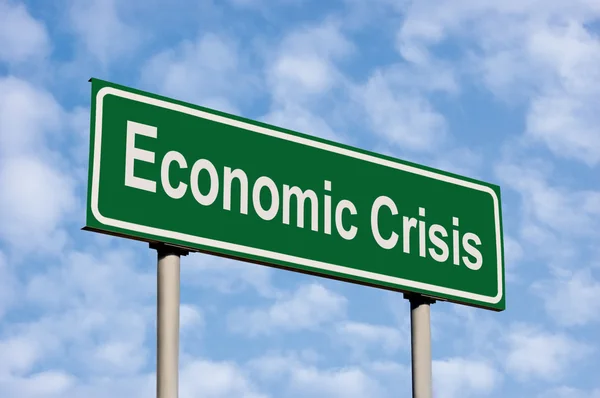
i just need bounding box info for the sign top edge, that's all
[89,77,502,195]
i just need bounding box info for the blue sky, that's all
[1,0,599,396]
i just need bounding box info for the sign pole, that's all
[152,243,188,398]
[405,293,435,398]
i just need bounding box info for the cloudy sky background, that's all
[1,0,599,396]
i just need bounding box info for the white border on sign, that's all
[91,86,504,305]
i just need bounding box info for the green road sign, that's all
[85,78,505,311]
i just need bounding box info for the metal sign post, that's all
[405,293,435,398]
[152,243,188,398]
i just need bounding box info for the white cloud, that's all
[248,353,304,381]
[504,324,591,381]
[368,144,483,185]
[93,338,147,374]
[183,254,278,299]
[520,223,579,268]
[180,304,204,331]
[334,321,405,355]
[0,371,75,398]
[68,0,141,66]
[0,156,75,253]
[277,21,353,61]
[228,283,346,336]
[16,307,152,376]
[0,336,43,377]
[179,304,205,357]
[287,365,385,398]
[260,104,341,141]
[63,105,95,188]
[0,76,77,253]
[496,161,600,237]
[527,89,600,166]
[396,1,600,62]
[0,1,50,65]
[365,360,408,377]
[539,386,600,398]
[504,235,524,281]
[250,352,386,398]
[180,360,267,398]
[523,21,600,166]
[431,147,483,177]
[260,20,354,143]
[26,249,154,309]
[48,374,154,398]
[0,77,62,157]
[431,305,505,361]
[24,371,75,396]
[227,0,305,9]
[273,55,334,95]
[248,351,324,383]
[433,357,500,398]
[0,357,266,398]
[18,248,155,378]
[358,69,448,152]
[533,267,600,326]
[395,1,600,165]
[266,21,354,103]
[0,251,17,321]
[141,32,254,111]
[494,155,600,324]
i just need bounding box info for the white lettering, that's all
[223,167,248,214]
[190,159,219,206]
[283,185,319,231]
[253,176,279,221]
[161,150,188,199]
[125,121,157,192]
[403,216,418,254]
[371,196,398,249]
[452,217,460,265]
[428,224,449,263]
[418,207,426,257]
[324,180,332,235]
[336,199,357,240]
[462,232,483,270]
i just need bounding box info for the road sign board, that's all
[85,78,505,311]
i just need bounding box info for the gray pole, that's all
[152,243,188,398]
[405,293,435,398]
